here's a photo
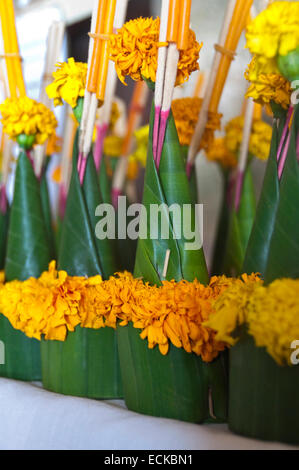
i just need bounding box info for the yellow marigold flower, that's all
[109,17,202,86]
[245,56,291,109]
[206,275,299,366]
[46,58,87,108]
[130,125,149,167]
[204,273,262,346]
[103,135,124,157]
[246,1,299,61]
[205,138,237,169]
[247,279,299,366]
[225,115,272,161]
[0,262,240,362]
[0,97,57,146]
[171,97,222,150]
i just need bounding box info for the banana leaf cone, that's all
[229,331,299,445]
[264,104,299,282]
[243,107,287,276]
[222,165,256,277]
[0,151,52,381]
[117,102,228,423]
[229,107,299,445]
[41,135,122,399]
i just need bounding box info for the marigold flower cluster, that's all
[205,275,299,366]
[205,138,237,169]
[109,17,202,86]
[0,262,242,362]
[246,1,299,65]
[171,97,222,151]
[245,57,291,109]
[0,96,57,146]
[225,115,272,161]
[244,1,298,109]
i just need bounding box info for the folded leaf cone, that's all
[118,98,227,424]
[41,134,122,398]
[265,104,299,282]
[1,151,51,381]
[243,108,287,277]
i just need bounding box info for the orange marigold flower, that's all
[205,137,237,169]
[109,17,202,86]
[0,263,251,362]
[172,97,222,150]
[245,56,291,109]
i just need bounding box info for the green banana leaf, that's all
[223,166,256,277]
[0,206,9,270]
[243,109,287,276]
[229,331,299,445]
[265,104,299,282]
[118,99,227,424]
[181,145,198,204]
[42,137,122,398]
[1,151,51,381]
[40,168,55,260]
[99,156,112,204]
[117,324,228,423]
[58,141,102,277]
[134,104,208,284]
[83,153,118,278]
[5,151,51,281]
[211,170,231,276]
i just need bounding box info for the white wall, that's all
[17,0,95,24]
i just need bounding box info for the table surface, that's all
[0,378,296,450]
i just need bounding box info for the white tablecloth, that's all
[0,378,295,450]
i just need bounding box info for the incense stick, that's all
[187,0,236,172]
[153,0,170,161]
[93,0,128,171]
[35,21,65,177]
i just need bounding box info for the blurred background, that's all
[5,0,271,268]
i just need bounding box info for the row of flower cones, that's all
[0,0,298,446]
